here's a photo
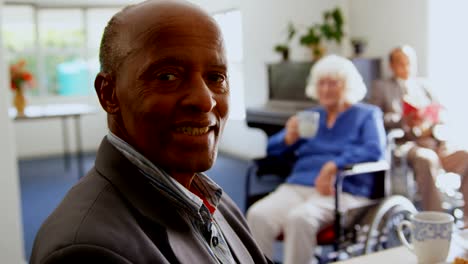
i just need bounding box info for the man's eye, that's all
[207,73,226,83]
[156,73,177,81]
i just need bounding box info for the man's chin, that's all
[186,156,216,173]
[164,151,217,174]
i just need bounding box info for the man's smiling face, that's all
[112,1,229,176]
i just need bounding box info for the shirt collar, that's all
[106,132,223,222]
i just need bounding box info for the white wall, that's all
[0,1,26,262]
[241,0,348,108]
[348,0,429,77]
[190,0,238,13]
[427,0,468,148]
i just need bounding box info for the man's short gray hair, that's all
[305,54,367,104]
[99,5,135,75]
[389,44,418,76]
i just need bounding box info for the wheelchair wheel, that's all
[363,195,417,253]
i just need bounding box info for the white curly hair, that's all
[305,54,367,104]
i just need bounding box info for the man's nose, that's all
[182,75,216,113]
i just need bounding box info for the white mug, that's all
[297,110,320,138]
[397,211,454,263]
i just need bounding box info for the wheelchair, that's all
[389,140,465,227]
[244,130,418,263]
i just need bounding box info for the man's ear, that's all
[95,72,119,114]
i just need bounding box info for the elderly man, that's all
[30,1,270,263]
[370,45,468,215]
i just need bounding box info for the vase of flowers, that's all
[10,59,34,116]
[13,88,27,116]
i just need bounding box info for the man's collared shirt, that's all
[397,78,431,107]
[107,132,236,264]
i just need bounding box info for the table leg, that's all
[74,115,84,179]
[62,117,70,171]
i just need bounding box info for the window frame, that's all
[3,4,246,120]
[212,9,245,120]
[2,4,121,97]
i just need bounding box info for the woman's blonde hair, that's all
[305,54,367,104]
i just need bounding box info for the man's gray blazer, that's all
[369,78,432,128]
[368,77,441,147]
[30,138,270,264]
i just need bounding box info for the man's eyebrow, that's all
[209,63,228,72]
[138,57,188,79]
[139,56,228,78]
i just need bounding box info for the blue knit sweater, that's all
[267,103,386,197]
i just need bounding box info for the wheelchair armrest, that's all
[340,161,389,177]
[387,128,405,142]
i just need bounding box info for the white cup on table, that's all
[297,110,320,138]
[397,211,454,263]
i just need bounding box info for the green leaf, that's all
[299,7,345,47]
[287,22,296,41]
[332,8,344,26]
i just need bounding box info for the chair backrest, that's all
[368,170,387,200]
[384,128,406,197]
[364,131,404,200]
[254,152,296,178]
[359,128,408,201]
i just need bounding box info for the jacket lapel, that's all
[214,210,254,264]
[167,227,216,264]
[95,138,182,227]
[95,137,219,263]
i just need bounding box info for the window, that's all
[86,9,121,91]
[2,4,246,117]
[2,6,35,50]
[213,10,245,120]
[2,5,119,97]
[2,5,39,95]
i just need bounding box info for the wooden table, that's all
[10,104,97,178]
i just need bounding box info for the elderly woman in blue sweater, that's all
[247,55,386,264]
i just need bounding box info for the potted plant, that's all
[274,22,296,61]
[299,7,344,60]
[299,25,323,59]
